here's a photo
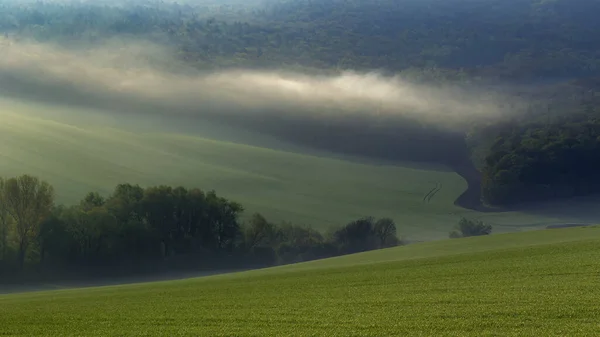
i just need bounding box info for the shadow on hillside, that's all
[0,268,249,295]
[505,195,600,225]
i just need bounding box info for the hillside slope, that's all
[0,98,473,238]
[3,0,600,208]
[3,0,600,211]
[1,226,599,336]
[3,97,588,239]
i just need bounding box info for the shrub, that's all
[450,218,492,238]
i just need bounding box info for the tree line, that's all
[482,117,600,205]
[479,80,600,206]
[1,0,599,78]
[0,174,400,280]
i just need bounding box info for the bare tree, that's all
[2,175,54,267]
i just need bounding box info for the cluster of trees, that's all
[0,176,54,269]
[0,174,400,279]
[479,80,600,205]
[482,118,600,205]
[449,218,492,238]
[1,0,599,78]
[244,214,399,265]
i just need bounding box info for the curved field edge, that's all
[1,226,599,336]
[203,225,600,276]
[0,98,589,238]
[0,99,471,236]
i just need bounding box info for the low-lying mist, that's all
[0,37,521,166]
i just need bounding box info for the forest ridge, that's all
[1,0,600,206]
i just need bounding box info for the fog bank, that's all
[0,37,516,132]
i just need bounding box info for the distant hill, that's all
[2,0,600,207]
[1,0,599,77]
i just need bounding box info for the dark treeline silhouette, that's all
[479,80,600,206]
[482,116,600,206]
[0,174,400,283]
[1,0,599,78]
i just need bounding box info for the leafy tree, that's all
[205,190,243,252]
[244,213,275,250]
[38,208,71,264]
[331,217,377,254]
[184,188,210,252]
[141,185,177,257]
[274,223,326,263]
[80,191,106,211]
[78,207,120,265]
[373,218,399,247]
[0,176,401,279]
[105,183,144,223]
[1,175,54,267]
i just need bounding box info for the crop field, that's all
[1,226,599,336]
[0,98,584,239]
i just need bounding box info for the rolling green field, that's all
[0,98,586,239]
[1,226,599,336]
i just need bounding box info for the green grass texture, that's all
[1,226,599,336]
[0,98,585,239]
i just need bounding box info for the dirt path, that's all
[423,182,442,203]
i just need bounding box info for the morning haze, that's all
[1,1,600,334]
[0,37,515,132]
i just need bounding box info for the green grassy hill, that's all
[0,98,465,238]
[1,226,599,336]
[0,98,575,239]
[2,0,600,235]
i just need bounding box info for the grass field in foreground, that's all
[1,226,599,336]
[0,98,583,239]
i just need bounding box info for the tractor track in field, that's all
[423,182,442,203]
